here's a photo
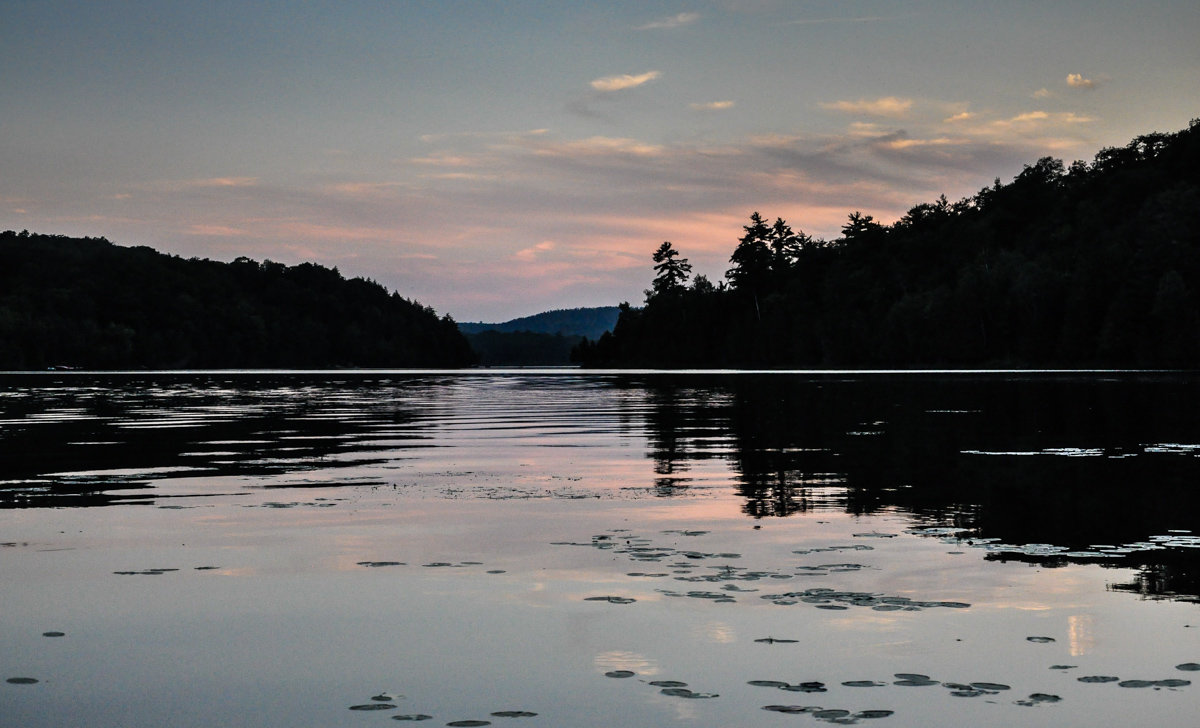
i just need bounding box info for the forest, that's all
[0,233,476,369]
[574,120,1200,369]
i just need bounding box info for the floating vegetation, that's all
[445,721,491,727]
[41,631,65,637]
[1152,679,1191,688]
[349,703,397,711]
[1026,636,1056,643]
[1049,665,1077,671]
[358,561,407,568]
[391,715,433,721]
[762,705,892,722]
[970,682,1010,691]
[749,680,792,688]
[1078,676,1121,683]
[648,680,688,688]
[372,693,397,702]
[489,710,537,718]
[842,680,886,688]
[1015,693,1062,706]
[783,682,827,693]
[853,532,897,538]
[754,637,798,644]
[760,587,969,612]
[604,670,635,678]
[584,595,636,604]
[660,687,717,698]
[5,677,38,684]
[113,568,179,575]
[1177,663,1200,671]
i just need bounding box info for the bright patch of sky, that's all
[2,1,1197,321]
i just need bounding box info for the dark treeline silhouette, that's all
[575,121,1200,368]
[0,232,476,369]
[464,329,582,366]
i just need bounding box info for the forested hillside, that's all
[576,121,1200,369]
[459,307,620,339]
[0,233,476,369]
[460,306,621,366]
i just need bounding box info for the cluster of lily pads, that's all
[601,669,718,699]
[561,528,972,612]
[346,691,537,724]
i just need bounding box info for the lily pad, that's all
[649,681,688,688]
[782,681,826,693]
[604,670,635,678]
[446,722,491,727]
[5,677,38,685]
[971,682,1010,691]
[842,680,885,688]
[1117,680,1156,688]
[42,631,65,637]
[855,709,895,718]
[1176,663,1200,671]
[349,703,396,711]
[762,705,814,714]
[748,680,791,688]
[584,596,636,604]
[1026,636,1055,643]
[1153,679,1190,688]
[1078,676,1120,683]
[894,678,939,687]
[490,711,538,717]
[391,716,433,722]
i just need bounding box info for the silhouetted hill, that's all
[577,120,1200,369]
[459,307,621,339]
[0,232,476,369]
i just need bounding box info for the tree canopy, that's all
[0,232,477,369]
[575,120,1200,369]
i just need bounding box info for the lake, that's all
[2,370,1199,727]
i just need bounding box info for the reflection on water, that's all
[2,371,1200,728]
[4,371,1197,598]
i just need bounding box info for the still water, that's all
[2,371,1199,727]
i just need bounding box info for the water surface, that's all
[2,371,1199,726]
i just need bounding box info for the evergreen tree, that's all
[649,241,692,299]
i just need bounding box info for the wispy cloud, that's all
[590,71,661,92]
[532,136,665,158]
[690,100,735,111]
[1066,73,1095,90]
[185,177,259,188]
[635,12,699,30]
[820,96,914,118]
[513,240,557,262]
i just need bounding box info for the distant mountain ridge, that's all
[459,306,621,340]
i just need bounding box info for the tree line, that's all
[575,120,1200,368]
[0,232,477,369]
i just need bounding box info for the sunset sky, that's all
[3,1,1197,321]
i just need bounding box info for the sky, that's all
[3,1,1198,322]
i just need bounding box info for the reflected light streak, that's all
[1069,614,1096,656]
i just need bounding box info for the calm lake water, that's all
[2,370,1199,727]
